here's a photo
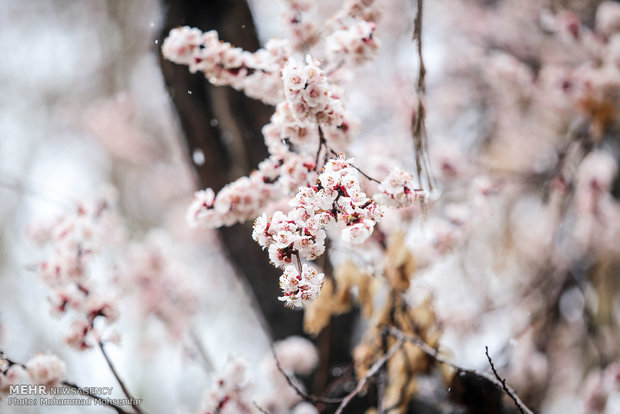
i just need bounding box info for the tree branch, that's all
[271,346,344,405]
[98,341,145,414]
[411,0,434,192]
[334,338,404,414]
[485,346,532,414]
[383,326,534,414]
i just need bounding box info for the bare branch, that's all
[383,327,534,414]
[485,346,532,414]
[98,341,145,414]
[334,338,404,414]
[271,346,343,405]
[315,125,327,172]
[327,148,382,183]
[253,401,272,414]
[190,328,214,373]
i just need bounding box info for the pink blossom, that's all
[25,354,66,387]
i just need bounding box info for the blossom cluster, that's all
[119,233,198,339]
[198,337,319,414]
[164,2,384,235]
[374,167,425,208]
[186,58,357,229]
[162,27,289,104]
[281,56,354,150]
[165,3,424,310]
[326,20,378,66]
[277,264,325,308]
[1,353,66,396]
[253,156,384,307]
[200,358,253,414]
[186,157,316,229]
[282,0,318,51]
[262,57,358,156]
[30,198,121,350]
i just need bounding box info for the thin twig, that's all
[383,327,534,414]
[271,346,343,405]
[383,345,413,413]
[334,338,404,414]
[485,346,531,414]
[352,164,382,184]
[190,328,214,373]
[327,148,382,183]
[315,125,326,172]
[253,401,272,414]
[98,341,145,414]
[294,251,303,274]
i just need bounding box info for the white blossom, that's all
[279,264,324,308]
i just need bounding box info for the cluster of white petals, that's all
[297,156,384,243]
[186,176,273,228]
[164,5,430,309]
[253,157,383,307]
[186,155,318,229]
[282,56,346,127]
[186,59,359,230]
[278,264,325,307]
[25,354,66,387]
[326,20,378,65]
[374,167,426,208]
[162,27,289,104]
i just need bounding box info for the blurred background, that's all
[1,0,620,413]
